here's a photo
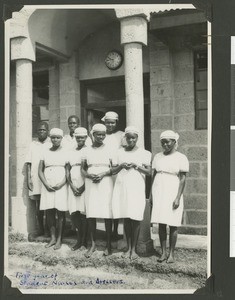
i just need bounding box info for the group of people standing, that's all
[26,112,189,263]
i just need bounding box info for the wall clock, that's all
[105,50,123,70]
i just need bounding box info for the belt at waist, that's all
[45,165,65,169]
[71,163,81,167]
[88,163,110,168]
[157,170,178,176]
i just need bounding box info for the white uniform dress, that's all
[40,147,68,211]
[150,151,189,227]
[112,147,152,221]
[68,147,86,215]
[104,131,125,152]
[61,134,92,150]
[82,144,115,219]
[25,137,51,198]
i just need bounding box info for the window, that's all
[32,71,49,137]
[194,51,207,130]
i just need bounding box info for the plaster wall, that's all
[78,22,149,81]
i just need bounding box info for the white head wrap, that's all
[91,123,107,135]
[50,128,63,137]
[125,126,139,135]
[160,130,179,141]
[101,111,119,122]
[74,127,88,136]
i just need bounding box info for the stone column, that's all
[116,10,148,147]
[11,37,35,235]
[116,9,153,253]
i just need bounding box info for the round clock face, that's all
[105,50,123,70]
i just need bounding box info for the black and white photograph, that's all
[4,3,210,293]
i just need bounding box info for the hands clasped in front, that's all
[87,173,106,183]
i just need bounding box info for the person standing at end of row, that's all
[150,130,189,264]
[102,111,124,241]
[81,124,115,258]
[25,121,51,237]
[112,126,152,260]
[38,128,68,250]
[62,115,92,150]
[66,127,88,251]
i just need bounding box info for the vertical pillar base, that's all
[11,196,37,237]
[11,197,27,235]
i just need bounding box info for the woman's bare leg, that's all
[158,223,167,262]
[71,211,82,250]
[130,219,140,260]
[122,218,132,258]
[104,219,112,256]
[45,209,56,248]
[167,226,177,263]
[54,210,65,250]
[85,218,97,257]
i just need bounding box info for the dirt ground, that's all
[6,232,207,291]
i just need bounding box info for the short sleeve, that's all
[40,148,47,161]
[179,154,189,172]
[111,151,118,166]
[81,147,88,160]
[25,143,33,163]
[142,150,152,165]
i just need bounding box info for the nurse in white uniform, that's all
[66,127,88,251]
[112,126,152,260]
[81,124,115,257]
[102,111,125,240]
[38,128,68,250]
[150,130,189,263]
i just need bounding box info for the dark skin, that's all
[38,135,67,250]
[152,138,186,263]
[27,124,49,236]
[65,135,88,251]
[81,130,113,257]
[68,117,79,137]
[112,132,151,260]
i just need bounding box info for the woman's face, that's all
[125,133,138,148]
[93,131,106,144]
[51,135,62,147]
[68,117,79,133]
[37,125,48,141]
[161,138,176,154]
[105,119,117,133]
[75,135,87,147]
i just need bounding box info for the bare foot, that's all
[103,248,112,256]
[85,246,96,258]
[71,242,82,251]
[53,241,62,250]
[45,238,56,248]
[121,250,131,259]
[130,251,139,261]
[166,256,175,264]
[157,254,167,263]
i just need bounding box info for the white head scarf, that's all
[50,128,63,137]
[91,123,107,135]
[125,126,139,136]
[160,130,179,149]
[101,111,119,122]
[74,127,88,136]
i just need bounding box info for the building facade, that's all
[8,6,208,240]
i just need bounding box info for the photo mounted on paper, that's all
[4,3,211,293]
